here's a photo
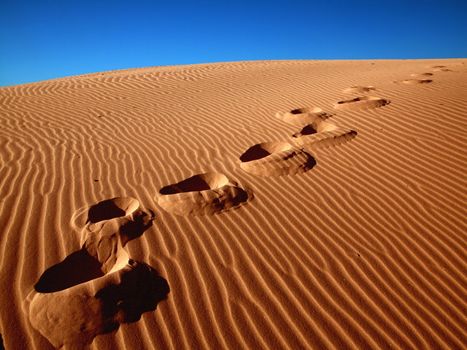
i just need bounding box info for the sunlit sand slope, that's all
[0,59,466,349]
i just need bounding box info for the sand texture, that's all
[0,59,466,349]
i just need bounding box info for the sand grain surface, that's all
[0,59,466,349]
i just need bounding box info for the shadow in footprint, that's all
[239,143,278,162]
[240,142,315,176]
[275,107,332,127]
[35,212,155,294]
[88,197,140,223]
[293,124,318,137]
[29,260,169,348]
[431,65,452,72]
[119,210,156,242]
[395,79,433,85]
[291,118,357,150]
[34,249,104,293]
[410,73,433,77]
[160,174,215,194]
[158,172,251,216]
[96,261,170,325]
[27,204,169,348]
[334,96,390,111]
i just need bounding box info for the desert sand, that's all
[0,59,466,349]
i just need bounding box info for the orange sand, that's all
[0,59,466,349]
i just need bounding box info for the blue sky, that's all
[0,0,466,86]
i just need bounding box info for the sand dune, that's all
[0,59,466,349]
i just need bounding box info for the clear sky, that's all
[1,0,466,86]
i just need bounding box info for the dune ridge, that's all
[0,59,466,349]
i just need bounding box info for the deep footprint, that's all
[431,65,451,72]
[410,73,433,77]
[395,79,433,85]
[334,96,390,111]
[87,197,140,223]
[71,196,140,231]
[343,86,375,94]
[158,172,250,216]
[240,141,315,176]
[292,119,357,150]
[25,199,168,348]
[28,261,169,349]
[275,107,332,127]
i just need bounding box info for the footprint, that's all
[292,120,357,149]
[87,197,140,223]
[28,261,169,349]
[157,172,250,216]
[239,141,315,176]
[25,199,169,348]
[394,79,433,85]
[275,107,332,127]
[343,86,375,94]
[410,73,433,77]
[71,196,140,231]
[334,96,390,111]
[431,65,451,72]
